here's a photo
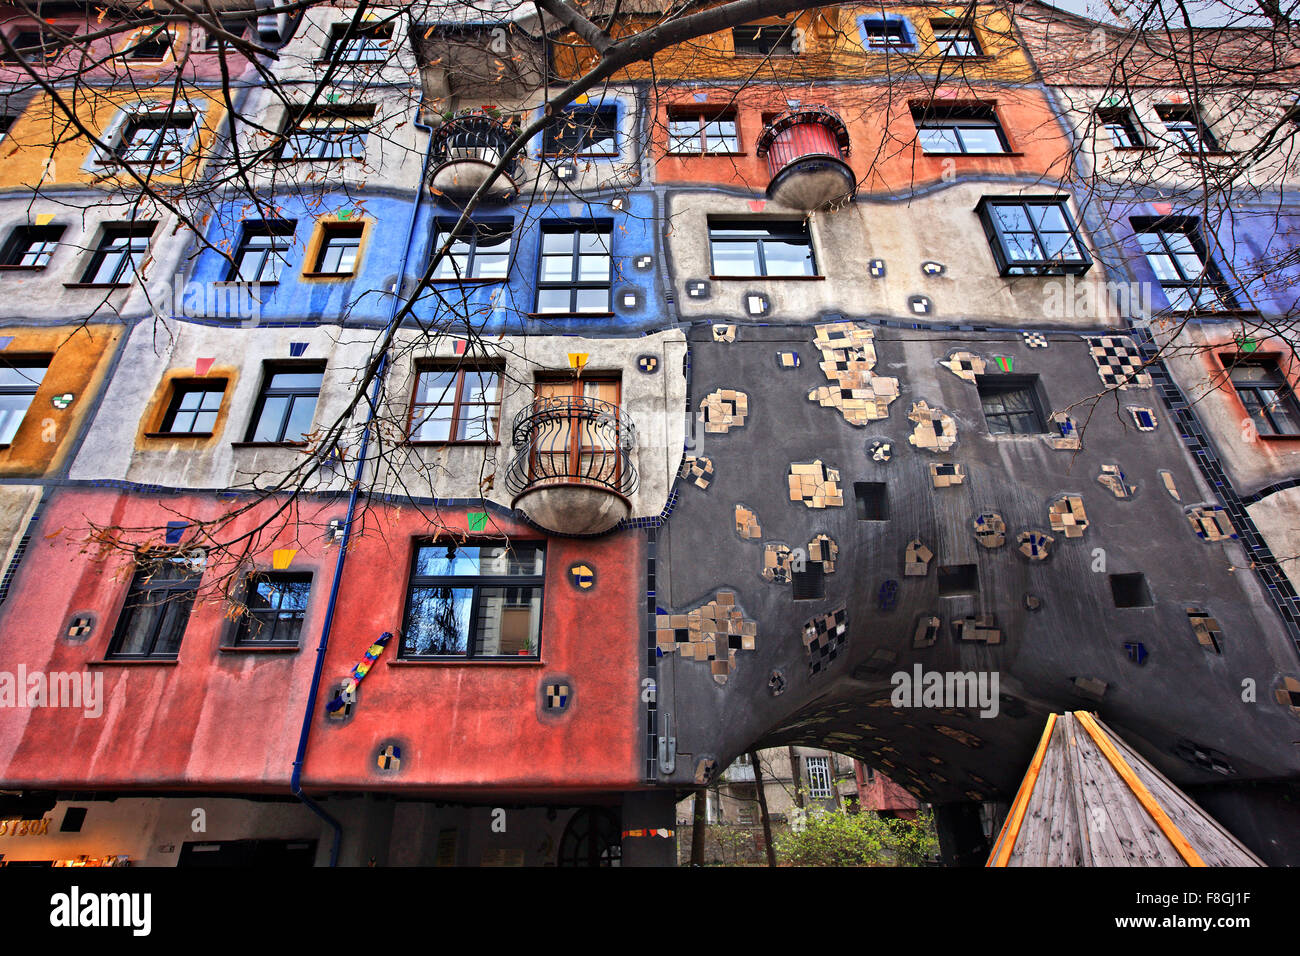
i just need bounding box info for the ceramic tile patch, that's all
[1273,676,1300,714]
[1048,495,1089,538]
[544,683,571,710]
[803,606,848,676]
[913,615,941,648]
[806,322,900,425]
[1097,464,1135,499]
[972,512,1006,548]
[1186,607,1224,652]
[1088,336,1154,389]
[776,350,800,369]
[655,591,757,685]
[1049,412,1082,451]
[808,534,838,573]
[788,460,844,508]
[679,455,714,490]
[1188,506,1237,541]
[941,351,985,383]
[907,401,958,452]
[905,539,933,576]
[870,439,892,462]
[1129,406,1158,431]
[1160,470,1181,501]
[1017,530,1054,560]
[712,324,737,343]
[735,504,762,538]
[930,462,965,487]
[954,615,1001,644]
[701,388,749,433]
[1022,332,1048,348]
[762,543,794,583]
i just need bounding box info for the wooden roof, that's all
[987,711,1263,867]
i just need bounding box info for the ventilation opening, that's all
[792,565,825,600]
[854,482,888,520]
[1110,573,1152,608]
[60,807,87,833]
[937,564,978,596]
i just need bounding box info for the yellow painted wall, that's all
[0,325,123,476]
[552,3,1035,83]
[0,88,228,190]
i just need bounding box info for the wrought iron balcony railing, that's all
[427,113,522,200]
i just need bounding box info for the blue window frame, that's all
[858,15,916,51]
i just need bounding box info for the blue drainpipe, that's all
[290,86,435,867]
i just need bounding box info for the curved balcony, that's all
[755,106,856,211]
[427,113,521,203]
[505,397,638,536]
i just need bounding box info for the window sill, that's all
[1111,146,1158,152]
[218,644,301,653]
[230,440,309,449]
[276,157,366,165]
[213,280,279,287]
[1177,149,1232,157]
[1256,433,1300,442]
[0,264,48,271]
[920,151,1025,158]
[63,282,130,289]
[938,53,993,61]
[300,271,356,279]
[427,278,507,285]
[144,431,215,439]
[667,151,746,158]
[388,657,544,666]
[404,440,501,447]
[91,658,180,666]
[527,311,616,318]
[542,152,620,159]
[708,274,825,281]
[997,267,1092,278]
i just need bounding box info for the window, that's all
[1110,573,1153,608]
[0,225,65,268]
[667,108,738,154]
[853,482,888,520]
[80,222,154,285]
[430,220,512,280]
[0,358,48,444]
[0,116,13,141]
[125,27,174,61]
[114,113,194,164]
[543,106,617,156]
[280,106,372,160]
[229,220,294,282]
[732,23,796,56]
[805,756,833,798]
[1158,104,1218,152]
[708,219,816,277]
[158,381,227,435]
[400,541,545,659]
[938,564,979,596]
[862,19,912,48]
[234,572,311,646]
[407,365,502,443]
[530,376,624,488]
[1225,357,1300,436]
[245,364,324,443]
[203,19,248,50]
[1097,107,1144,148]
[976,198,1091,276]
[311,223,363,275]
[977,376,1048,434]
[325,22,392,62]
[913,104,1009,154]
[2,30,67,63]
[933,22,980,56]
[108,552,204,659]
[1133,220,1234,311]
[536,221,612,314]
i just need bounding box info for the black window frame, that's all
[80,222,155,285]
[2,30,68,63]
[862,19,912,48]
[1158,104,1219,153]
[244,362,325,444]
[932,21,981,57]
[913,103,1010,154]
[1222,354,1300,437]
[535,220,613,315]
[976,375,1050,435]
[233,571,312,647]
[278,105,373,161]
[732,23,797,57]
[124,26,175,61]
[158,380,227,435]
[667,107,740,155]
[113,112,196,165]
[311,222,364,275]
[0,225,66,268]
[106,551,204,660]
[976,196,1092,277]
[323,22,392,63]
[0,355,50,445]
[429,218,514,281]
[543,105,618,157]
[399,540,546,660]
[707,218,818,277]
[1132,217,1235,311]
[229,219,295,283]
[1096,107,1145,148]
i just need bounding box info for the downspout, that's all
[290,79,435,867]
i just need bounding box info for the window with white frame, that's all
[805,756,833,798]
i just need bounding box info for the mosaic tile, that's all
[807,534,837,573]
[907,401,958,452]
[869,259,886,277]
[66,615,94,639]
[712,324,737,343]
[1088,336,1154,389]
[908,295,932,315]
[913,615,941,648]
[870,439,893,462]
[921,260,946,276]
[991,356,1013,373]
[687,279,710,299]
[1049,412,1082,450]
[679,455,714,490]
[941,351,985,383]
[972,512,1006,548]
[701,388,749,433]
[745,293,770,316]
[376,744,401,771]
[1124,641,1149,665]
[545,683,571,710]
[1022,332,1048,348]
[1272,676,1300,714]
[1017,530,1054,560]
[568,564,595,590]
[930,462,965,488]
[735,504,762,539]
[878,579,899,611]
[654,591,757,685]
[1188,506,1237,541]
[768,670,786,696]
[904,539,933,576]
[806,322,900,426]
[1097,464,1135,499]
[787,460,844,508]
[802,606,848,676]
[1159,470,1181,501]
[1129,406,1157,431]
[636,354,659,374]
[1024,593,1042,611]
[762,543,793,583]
[776,350,800,369]
[1048,495,1089,538]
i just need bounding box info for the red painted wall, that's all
[0,489,644,795]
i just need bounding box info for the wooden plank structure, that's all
[987,712,1263,867]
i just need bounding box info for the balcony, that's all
[505,396,638,536]
[755,106,856,211]
[427,111,521,203]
